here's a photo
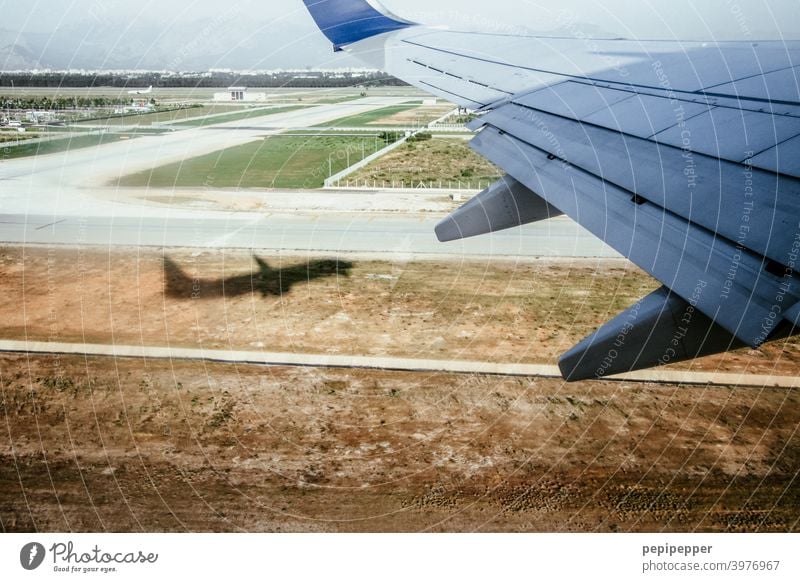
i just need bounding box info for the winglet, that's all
[302,0,416,51]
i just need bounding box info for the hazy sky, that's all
[2,0,798,65]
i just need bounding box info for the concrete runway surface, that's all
[0,97,618,258]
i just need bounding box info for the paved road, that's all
[2,340,796,388]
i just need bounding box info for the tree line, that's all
[0,96,135,110]
[0,71,408,89]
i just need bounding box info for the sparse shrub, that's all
[407,131,432,143]
[378,131,402,144]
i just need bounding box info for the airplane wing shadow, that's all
[163,256,353,299]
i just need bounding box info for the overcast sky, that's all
[2,0,798,66]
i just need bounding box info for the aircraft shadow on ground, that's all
[163,256,353,299]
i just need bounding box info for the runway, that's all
[0,212,618,258]
[0,97,413,218]
[0,95,618,259]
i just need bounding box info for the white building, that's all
[213,86,267,102]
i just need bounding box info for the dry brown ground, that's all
[348,138,502,186]
[368,105,454,126]
[1,354,797,532]
[1,246,798,375]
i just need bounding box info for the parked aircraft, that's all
[127,86,153,95]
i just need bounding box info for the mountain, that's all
[0,43,42,70]
[0,13,626,72]
[0,29,44,70]
[0,16,356,71]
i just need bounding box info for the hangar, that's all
[213,86,267,102]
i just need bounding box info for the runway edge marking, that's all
[0,340,798,388]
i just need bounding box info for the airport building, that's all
[213,86,267,102]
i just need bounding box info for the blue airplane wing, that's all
[301,0,414,50]
[302,0,800,380]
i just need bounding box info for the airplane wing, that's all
[302,0,800,380]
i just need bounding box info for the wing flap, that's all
[510,82,689,122]
[495,80,800,178]
[582,93,710,138]
[505,80,635,119]
[470,124,800,346]
[711,65,800,104]
[750,135,800,176]
[473,102,800,267]
[785,302,800,327]
[652,108,800,163]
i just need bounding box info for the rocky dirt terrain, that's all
[1,245,798,532]
[348,138,502,187]
[1,354,797,532]
[1,246,799,375]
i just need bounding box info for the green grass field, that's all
[1,133,141,160]
[326,104,420,127]
[172,105,307,127]
[46,125,171,135]
[288,129,382,135]
[31,125,102,133]
[76,106,209,126]
[75,104,309,128]
[0,132,37,144]
[311,95,362,104]
[76,104,278,127]
[115,135,386,189]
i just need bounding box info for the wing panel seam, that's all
[401,38,800,109]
